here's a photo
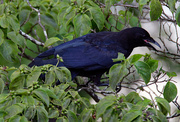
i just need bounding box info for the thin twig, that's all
[19,30,44,46]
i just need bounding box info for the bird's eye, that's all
[142,35,146,37]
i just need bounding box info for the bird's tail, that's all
[28,57,61,67]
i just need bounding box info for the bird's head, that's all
[131,27,161,50]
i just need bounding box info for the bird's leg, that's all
[115,81,122,93]
[93,74,109,86]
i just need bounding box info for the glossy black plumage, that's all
[29,27,160,85]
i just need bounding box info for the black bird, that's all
[29,27,161,85]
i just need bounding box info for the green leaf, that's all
[88,7,105,30]
[134,61,151,84]
[55,67,72,83]
[33,88,50,107]
[73,13,91,37]
[4,103,25,119]
[16,89,29,95]
[0,15,9,28]
[126,92,142,103]
[163,82,177,102]
[168,0,176,13]
[80,109,93,122]
[139,0,149,12]
[20,116,28,122]
[7,32,25,47]
[45,70,55,85]
[0,39,18,62]
[44,37,61,47]
[9,115,21,122]
[7,15,20,32]
[26,67,41,87]
[63,97,71,109]
[0,78,4,94]
[48,108,59,118]
[139,0,149,6]
[150,0,162,21]
[9,115,28,122]
[41,13,58,28]
[121,110,142,122]
[166,71,177,77]
[109,63,128,90]
[96,96,116,118]
[128,54,143,64]
[0,4,5,16]
[156,110,168,122]
[0,29,4,46]
[103,107,114,122]
[112,53,125,62]
[156,97,170,115]
[22,96,35,106]
[67,110,78,122]
[24,106,36,119]
[77,0,86,5]
[145,59,158,73]
[10,70,21,81]
[40,87,57,99]
[63,6,76,30]
[37,106,48,122]
[9,75,25,90]
[136,99,151,110]
[129,16,139,27]
[56,117,68,122]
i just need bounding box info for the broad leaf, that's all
[48,108,59,118]
[63,6,76,30]
[67,110,78,122]
[88,7,105,30]
[109,63,128,90]
[9,75,25,90]
[134,61,151,84]
[0,39,18,62]
[55,67,71,83]
[168,0,176,13]
[79,109,93,122]
[73,13,91,37]
[0,15,9,28]
[139,0,149,12]
[145,59,158,73]
[121,110,142,122]
[166,71,177,77]
[33,88,50,107]
[26,67,41,87]
[37,106,48,122]
[156,97,170,115]
[7,15,20,32]
[7,32,25,47]
[45,70,55,85]
[0,29,4,46]
[0,78,4,94]
[150,0,162,21]
[40,87,57,99]
[163,82,177,102]
[4,103,25,119]
[96,96,116,118]
[128,54,143,64]
[44,37,61,47]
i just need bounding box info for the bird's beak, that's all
[144,38,161,51]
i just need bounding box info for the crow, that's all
[29,27,161,85]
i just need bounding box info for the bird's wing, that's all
[54,34,120,71]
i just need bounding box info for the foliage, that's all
[0,0,180,121]
[0,53,178,121]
